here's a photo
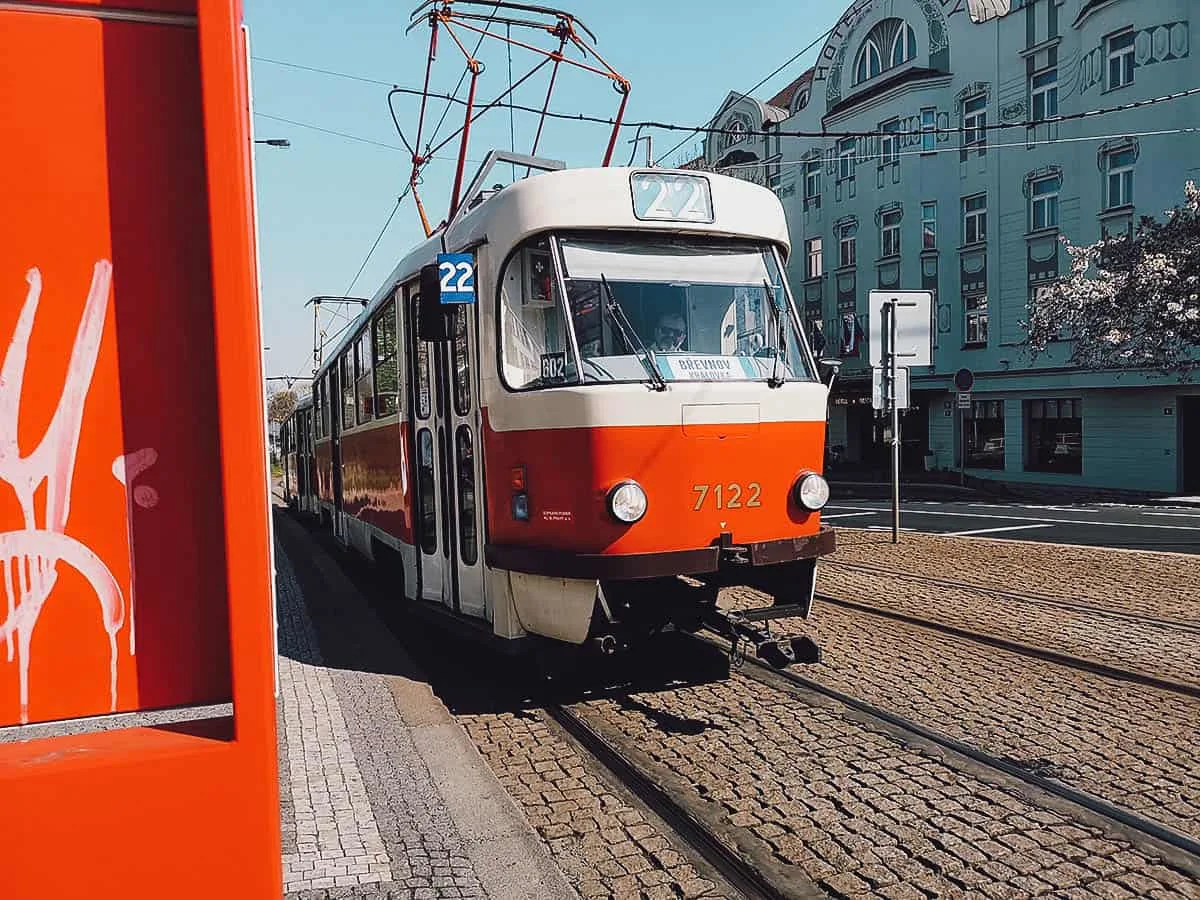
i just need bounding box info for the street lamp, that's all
[255,138,291,147]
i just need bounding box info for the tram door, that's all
[408,286,486,619]
[298,407,312,514]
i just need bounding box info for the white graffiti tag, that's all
[0,261,139,724]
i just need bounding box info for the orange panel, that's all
[0,4,231,728]
[0,0,281,895]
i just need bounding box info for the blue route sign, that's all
[436,253,476,304]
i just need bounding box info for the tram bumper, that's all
[485,527,835,664]
[484,525,835,584]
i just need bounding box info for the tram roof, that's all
[316,165,790,376]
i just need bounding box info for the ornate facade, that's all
[696,0,1200,494]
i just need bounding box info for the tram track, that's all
[813,590,1200,699]
[824,560,1200,634]
[689,630,1200,869]
[545,702,806,900]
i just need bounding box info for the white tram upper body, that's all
[304,155,836,667]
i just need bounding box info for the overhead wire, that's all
[251,55,1200,143]
[655,24,836,166]
[713,125,1200,172]
[253,112,484,164]
[345,187,409,297]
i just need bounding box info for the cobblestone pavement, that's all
[720,587,1200,839]
[275,542,489,899]
[568,672,1200,900]
[819,564,1200,687]
[459,710,735,900]
[829,529,1199,624]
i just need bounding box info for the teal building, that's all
[691,0,1200,495]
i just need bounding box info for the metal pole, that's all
[959,404,966,486]
[890,302,901,544]
[646,135,653,167]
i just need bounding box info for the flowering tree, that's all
[267,388,297,423]
[1025,181,1200,373]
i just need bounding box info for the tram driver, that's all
[649,312,688,352]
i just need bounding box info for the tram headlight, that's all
[607,481,648,524]
[793,472,830,512]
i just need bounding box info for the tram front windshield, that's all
[498,234,816,390]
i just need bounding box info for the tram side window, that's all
[498,236,579,389]
[412,294,432,420]
[325,373,334,434]
[451,305,471,415]
[417,429,437,555]
[455,425,477,565]
[355,331,374,425]
[340,354,355,429]
[373,299,399,417]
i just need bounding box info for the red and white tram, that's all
[301,153,837,667]
[281,393,315,515]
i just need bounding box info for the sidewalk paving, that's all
[273,510,578,900]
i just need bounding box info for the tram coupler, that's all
[699,607,821,669]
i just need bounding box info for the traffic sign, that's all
[872,367,909,410]
[954,367,975,392]
[957,391,972,409]
[868,291,933,368]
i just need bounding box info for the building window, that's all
[965,400,1004,470]
[838,138,856,181]
[1104,147,1134,209]
[880,119,901,166]
[1030,68,1058,121]
[838,223,857,268]
[804,160,821,203]
[806,238,823,279]
[921,108,937,152]
[962,194,987,244]
[964,294,988,345]
[891,23,917,68]
[1107,31,1135,90]
[854,39,882,84]
[921,201,937,249]
[963,94,987,147]
[1026,398,1082,474]
[880,210,901,258]
[1030,175,1060,231]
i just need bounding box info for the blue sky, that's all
[246,0,829,384]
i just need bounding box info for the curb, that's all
[274,512,580,900]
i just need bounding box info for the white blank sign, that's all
[872,366,910,410]
[868,290,933,368]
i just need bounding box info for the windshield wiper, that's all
[762,279,786,389]
[600,274,667,392]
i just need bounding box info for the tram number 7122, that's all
[692,482,762,511]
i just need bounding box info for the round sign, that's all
[954,367,975,392]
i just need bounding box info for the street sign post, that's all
[869,292,933,544]
[954,369,974,486]
[872,366,909,410]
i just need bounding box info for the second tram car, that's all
[281,394,315,515]
[299,154,837,667]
